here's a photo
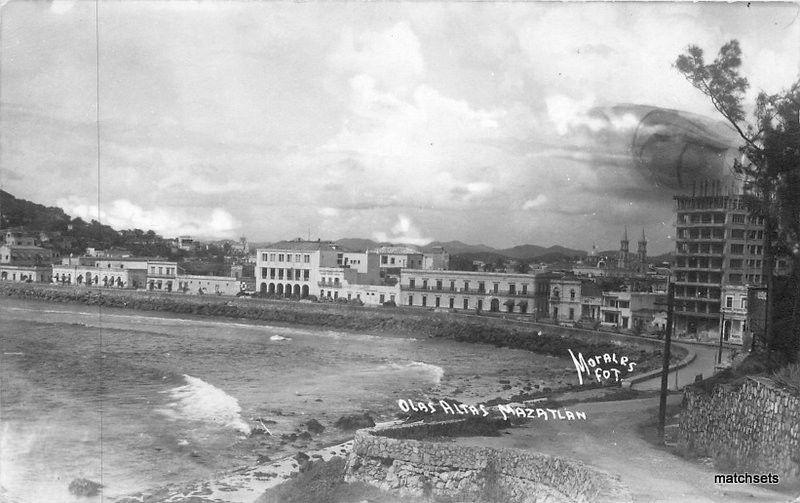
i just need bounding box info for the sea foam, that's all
[158,375,251,435]
[389,361,445,385]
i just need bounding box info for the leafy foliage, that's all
[675,40,800,361]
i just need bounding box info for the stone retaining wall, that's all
[678,376,800,482]
[344,420,630,503]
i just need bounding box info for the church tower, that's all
[637,228,647,273]
[617,226,629,269]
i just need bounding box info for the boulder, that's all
[305,419,325,434]
[333,413,375,431]
[68,478,102,497]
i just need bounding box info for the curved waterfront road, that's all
[457,395,795,502]
[632,343,733,391]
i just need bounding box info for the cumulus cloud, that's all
[546,95,639,136]
[318,207,340,217]
[328,22,425,93]
[57,197,241,239]
[49,0,76,14]
[373,215,432,246]
[522,194,548,210]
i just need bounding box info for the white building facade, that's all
[400,269,541,314]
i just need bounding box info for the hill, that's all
[497,244,586,261]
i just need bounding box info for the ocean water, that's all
[0,298,569,502]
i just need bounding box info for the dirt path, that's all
[456,396,797,502]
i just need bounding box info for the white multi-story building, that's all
[255,240,343,298]
[255,240,391,303]
[400,269,546,315]
[720,284,748,344]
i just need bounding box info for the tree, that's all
[675,40,800,362]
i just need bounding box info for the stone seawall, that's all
[0,283,676,372]
[344,420,630,503]
[678,376,800,482]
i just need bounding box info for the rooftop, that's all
[372,245,422,255]
[258,240,341,252]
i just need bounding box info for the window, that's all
[731,214,745,224]
[303,270,309,281]
[478,282,485,293]
[464,281,470,292]
[730,244,744,255]
[731,229,744,239]
[463,298,469,309]
[522,284,527,295]
[304,254,310,263]
[436,280,442,290]
[450,281,455,291]
[729,259,742,269]
[725,296,733,308]
[509,284,516,295]
[449,298,454,308]
[390,257,396,265]
[553,288,560,298]
[262,253,268,261]
[294,254,299,262]
[741,298,747,309]
[408,295,413,306]
[422,279,428,290]
[409,279,415,288]
[728,273,742,284]
[435,297,440,308]
[570,289,575,300]
[422,296,427,307]
[270,253,275,261]
[569,308,574,320]
[381,256,388,264]
[493,283,499,293]
[261,268,268,279]
[278,254,284,262]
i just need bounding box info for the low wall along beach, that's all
[0,283,676,373]
[344,420,631,503]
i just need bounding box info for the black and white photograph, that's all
[1,1,799,502]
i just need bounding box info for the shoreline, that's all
[0,283,675,370]
[0,283,681,502]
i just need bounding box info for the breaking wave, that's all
[157,375,251,435]
[389,361,445,385]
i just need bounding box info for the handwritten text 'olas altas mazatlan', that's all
[396,399,587,422]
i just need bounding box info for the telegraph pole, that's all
[658,281,675,440]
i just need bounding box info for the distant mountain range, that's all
[329,238,588,262]
[2,189,596,263]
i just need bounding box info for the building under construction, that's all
[673,181,766,341]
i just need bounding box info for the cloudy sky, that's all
[1,1,798,253]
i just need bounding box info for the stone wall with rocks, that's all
[344,420,629,503]
[678,376,800,481]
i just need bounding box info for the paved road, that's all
[457,396,797,502]
[633,343,733,391]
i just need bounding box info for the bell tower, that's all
[637,228,647,272]
[617,226,629,269]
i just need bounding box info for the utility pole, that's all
[658,281,675,440]
[718,312,725,365]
